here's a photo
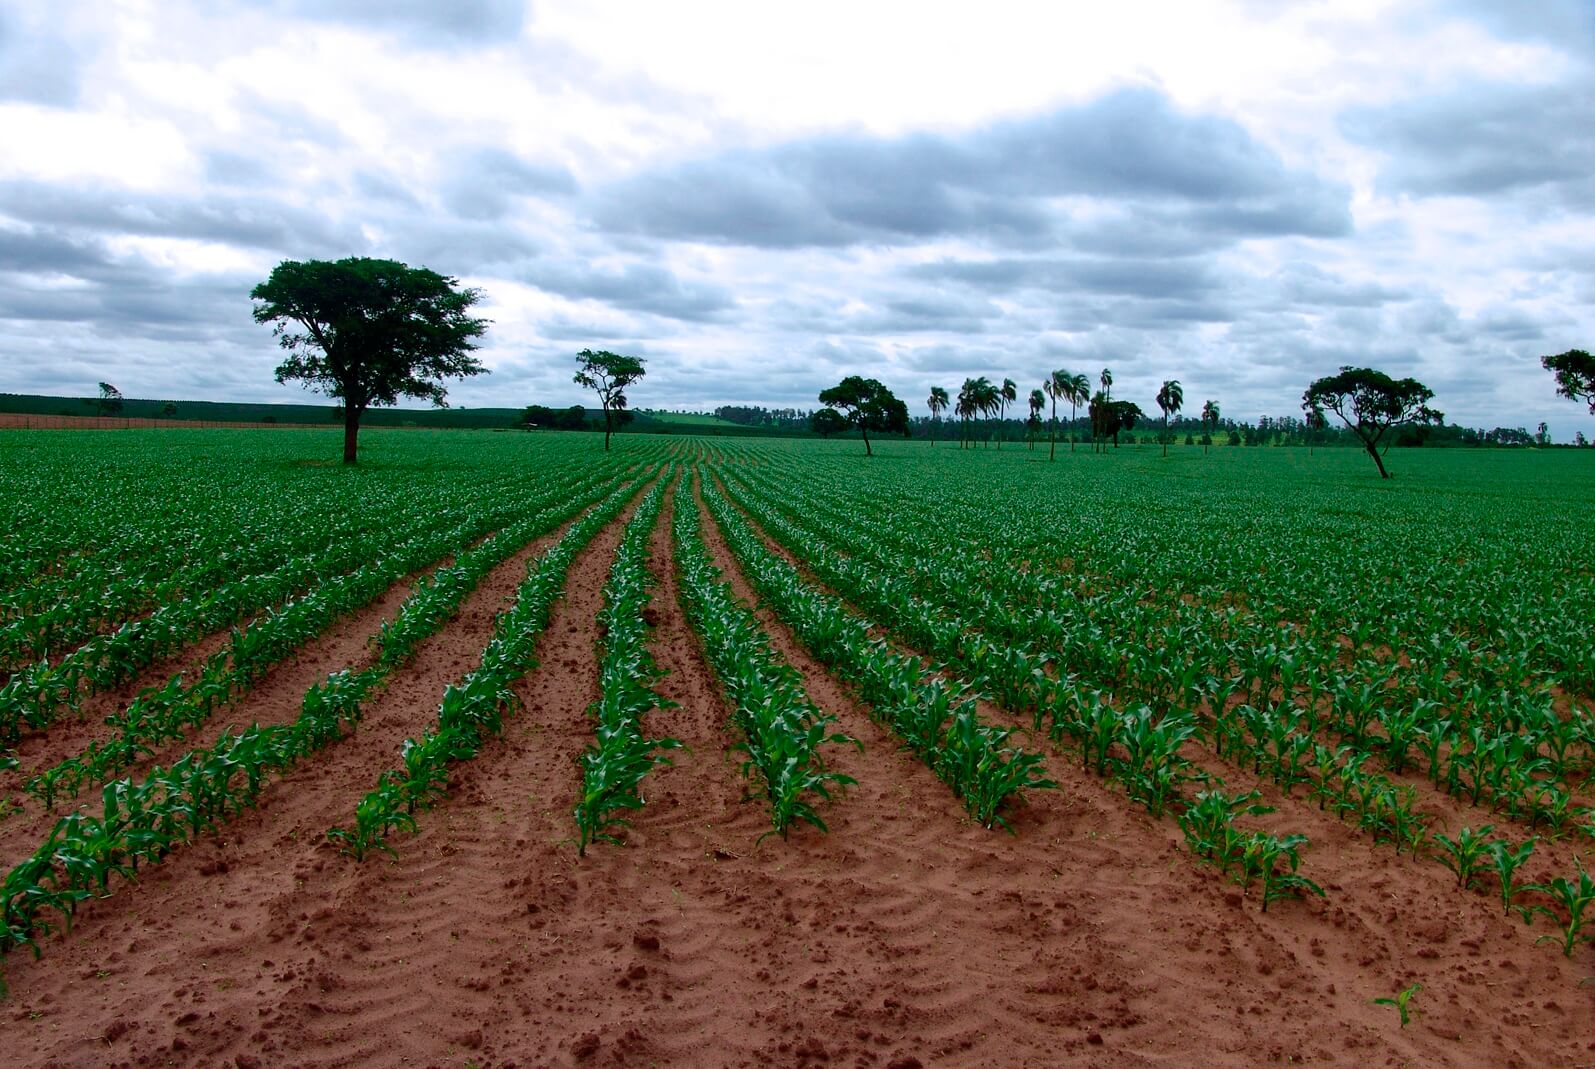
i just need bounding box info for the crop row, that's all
[573,477,682,855]
[713,467,1324,903]
[699,474,1055,830]
[18,464,622,809]
[329,471,653,859]
[672,474,858,839]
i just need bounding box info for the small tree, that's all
[817,376,909,456]
[96,382,123,417]
[1537,421,1550,447]
[811,407,848,438]
[927,386,949,446]
[573,349,646,452]
[1026,388,1045,449]
[252,257,488,464]
[1156,379,1184,457]
[159,400,178,420]
[1302,366,1442,479]
[1542,349,1595,413]
[1200,400,1220,455]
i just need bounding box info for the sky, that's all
[1,0,1593,436]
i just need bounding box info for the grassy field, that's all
[0,426,1591,1067]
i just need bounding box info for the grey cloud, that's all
[1270,262,1406,308]
[1343,78,1595,205]
[441,147,577,220]
[593,87,1350,251]
[523,261,735,322]
[910,256,1221,301]
[0,181,363,254]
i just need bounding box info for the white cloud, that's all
[0,0,1591,437]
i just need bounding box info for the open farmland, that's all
[1,428,1593,1067]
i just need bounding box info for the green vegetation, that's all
[1,427,1592,977]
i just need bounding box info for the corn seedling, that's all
[1371,982,1422,1028]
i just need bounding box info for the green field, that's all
[2,426,1593,1062]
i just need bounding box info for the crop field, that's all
[0,426,1592,1067]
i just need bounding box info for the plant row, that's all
[0,467,581,750]
[699,475,1055,830]
[328,472,652,860]
[671,475,858,840]
[574,477,682,855]
[18,466,617,809]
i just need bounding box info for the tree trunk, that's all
[1070,402,1078,452]
[1163,415,1169,457]
[862,425,872,456]
[603,406,612,452]
[1363,437,1390,478]
[1049,397,1057,461]
[342,409,360,465]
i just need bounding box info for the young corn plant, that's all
[1485,837,1536,919]
[1431,825,1497,890]
[1524,860,1595,957]
[1371,982,1422,1028]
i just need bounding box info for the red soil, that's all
[0,484,1590,1068]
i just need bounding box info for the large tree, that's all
[1542,349,1595,414]
[811,407,849,438]
[1089,394,1143,448]
[252,257,488,464]
[1302,366,1441,478]
[927,385,949,446]
[1155,379,1184,457]
[574,349,647,451]
[817,376,909,456]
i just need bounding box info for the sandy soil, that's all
[0,479,1590,1068]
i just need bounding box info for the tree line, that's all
[243,256,1595,470]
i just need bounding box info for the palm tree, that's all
[976,377,1000,447]
[1096,368,1114,453]
[1063,372,1090,454]
[997,378,1017,449]
[1302,400,1327,456]
[1156,379,1184,457]
[1027,388,1044,449]
[1200,399,1220,455]
[956,377,980,449]
[927,386,949,446]
[1044,371,1064,461]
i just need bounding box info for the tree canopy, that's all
[817,376,909,456]
[811,407,849,437]
[95,382,123,418]
[1089,395,1143,448]
[1302,366,1441,478]
[1542,349,1595,414]
[573,349,646,451]
[252,257,488,464]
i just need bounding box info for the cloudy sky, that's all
[2,1,1592,434]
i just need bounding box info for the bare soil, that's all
[0,485,1590,1068]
